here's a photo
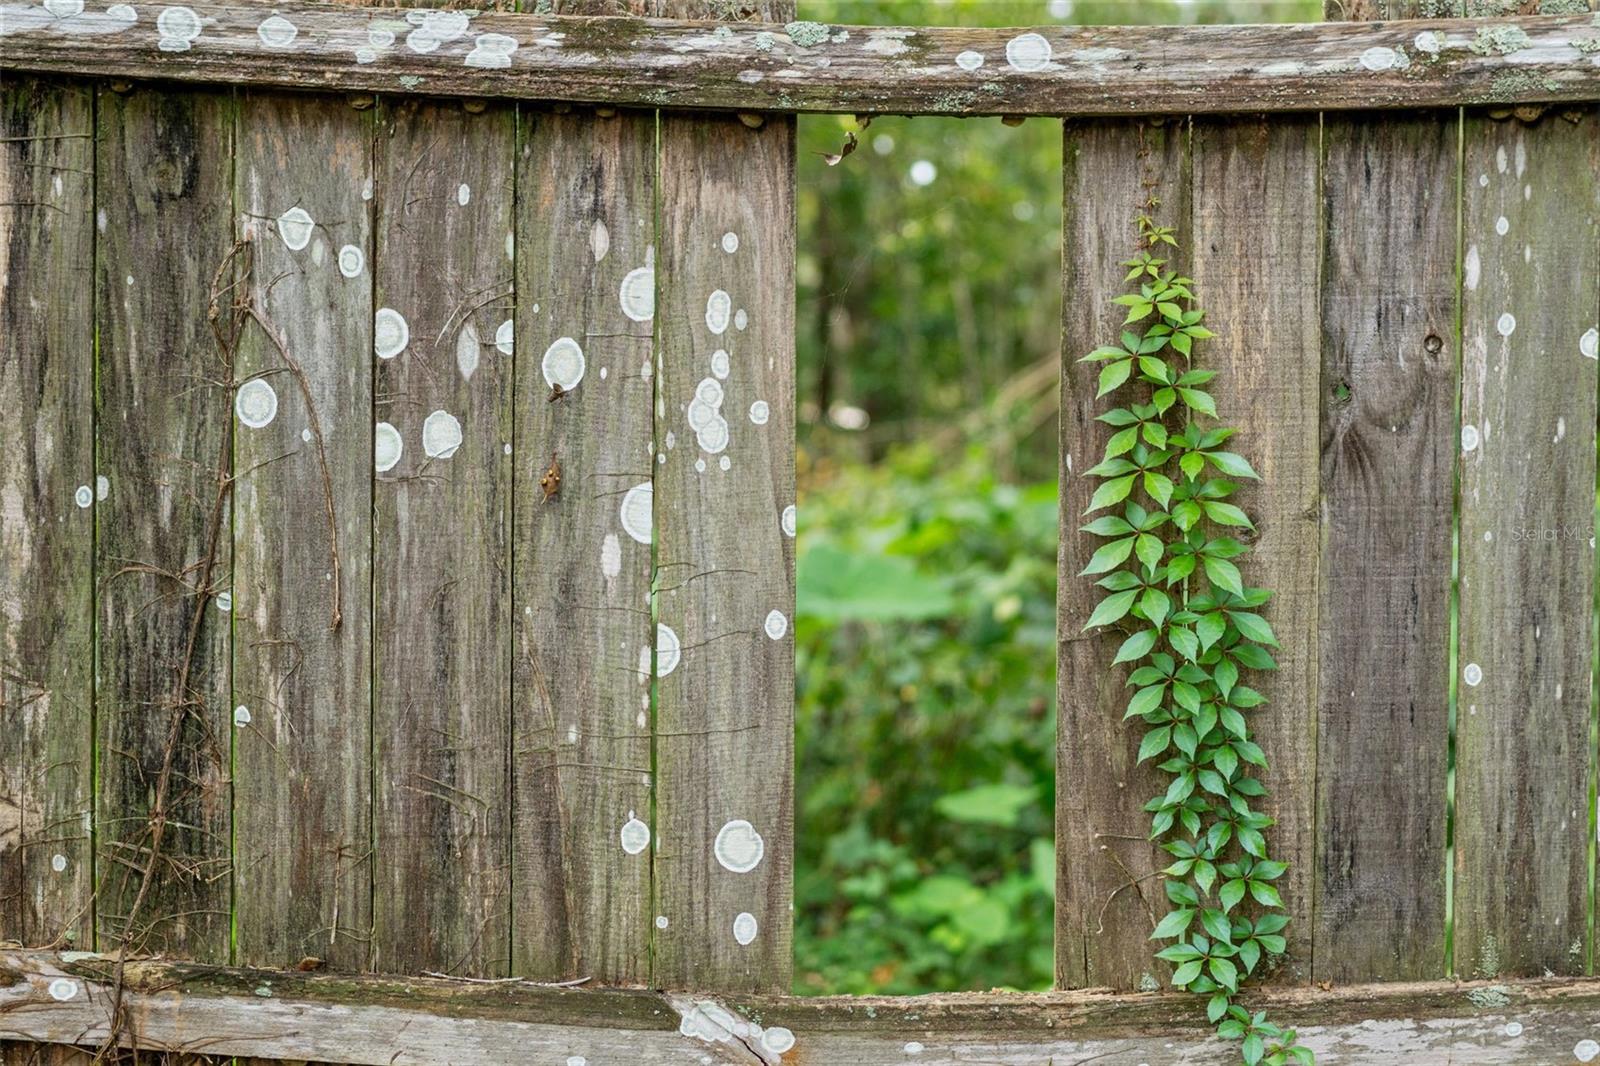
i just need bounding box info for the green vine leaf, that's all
[1083,210,1310,1065]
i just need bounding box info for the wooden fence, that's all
[3,0,1600,1063]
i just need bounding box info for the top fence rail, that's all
[2,2,1600,115]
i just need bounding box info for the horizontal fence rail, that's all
[3,3,1600,115]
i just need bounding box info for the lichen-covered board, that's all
[92,86,235,963]
[371,97,513,978]
[1191,115,1323,983]
[232,92,374,970]
[653,107,797,992]
[1455,109,1599,978]
[511,106,657,983]
[1313,111,1457,983]
[0,77,95,951]
[1056,118,1189,991]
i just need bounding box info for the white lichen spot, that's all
[276,206,314,251]
[234,705,252,727]
[955,48,984,71]
[464,32,517,68]
[656,622,681,677]
[47,978,78,1002]
[655,915,669,930]
[257,14,297,48]
[734,308,749,331]
[1495,215,1509,237]
[235,379,278,429]
[455,182,470,207]
[781,504,796,538]
[705,289,732,335]
[495,319,514,355]
[456,322,480,380]
[354,46,379,64]
[1496,145,1508,174]
[1555,416,1567,444]
[710,349,731,380]
[749,400,770,425]
[619,811,651,855]
[43,0,84,15]
[1504,1021,1524,1037]
[620,482,652,544]
[732,911,758,946]
[714,819,765,873]
[764,610,788,640]
[721,230,739,254]
[695,458,706,473]
[1005,31,1051,71]
[1497,312,1516,337]
[156,5,201,51]
[374,421,403,473]
[601,533,621,579]
[74,485,92,509]
[620,263,655,322]
[763,1028,796,1054]
[1478,173,1489,188]
[1359,45,1398,71]
[588,218,611,263]
[566,1057,588,1066]
[1581,327,1599,360]
[51,853,67,872]
[1462,424,1480,452]
[1414,30,1443,54]
[1514,138,1526,179]
[1464,662,1483,687]
[337,243,364,278]
[1576,1039,1600,1064]
[1464,244,1481,291]
[904,1042,925,1055]
[718,455,731,471]
[422,410,463,460]
[215,591,232,613]
[542,336,586,392]
[375,308,409,359]
[95,474,108,501]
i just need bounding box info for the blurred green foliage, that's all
[791,0,1320,996]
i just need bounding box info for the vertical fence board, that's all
[1056,118,1190,991]
[92,86,234,962]
[0,78,95,950]
[511,108,657,983]
[1312,112,1457,983]
[1455,110,1599,979]
[233,93,373,970]
[371,97,513,978]
[1191,115,1322,983]
[653,109,797,992]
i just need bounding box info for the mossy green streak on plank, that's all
[91,86,235,964]
[1056,117,1188,992]
[1191,115,1324,984]
[232,92,374,970]
[1455,108,1599,978]
[509,105,657,982]
[1311,112,1458,983]
[371,96,514,978]
[0,78,95,952]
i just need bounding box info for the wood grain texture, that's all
[371,96,512,979]
[5,4,1600,118]
[510,107,657,984]
[1056,118,1189,992]
[11,949,1600,1066]
[0,77,95,951]
[91,86,234,963]
[652,110,797,992]
[231,92,373,971]
[1311,112,1457,983]
[1191,115,1323,984]
[1454,108,1599,979]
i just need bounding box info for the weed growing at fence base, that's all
[1078,206,1311,1066]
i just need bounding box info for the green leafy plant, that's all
[1078,205,1312,1066]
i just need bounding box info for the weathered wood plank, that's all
[1454,108,1599,979]
[0,77,95,951]
[371,95,513,979]
[232,92,373,970]
[1056,117,1189,992]
[1325,0,1462,18]
[1190,115,1323,984]
[5,4,1600,117]
[9,949,1600,1065]
[653,84,797,992]
[1311,111,1457,983]
[92,85,234,963]
[510,106,657,983]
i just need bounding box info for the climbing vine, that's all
[1078,202,1312,1066]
